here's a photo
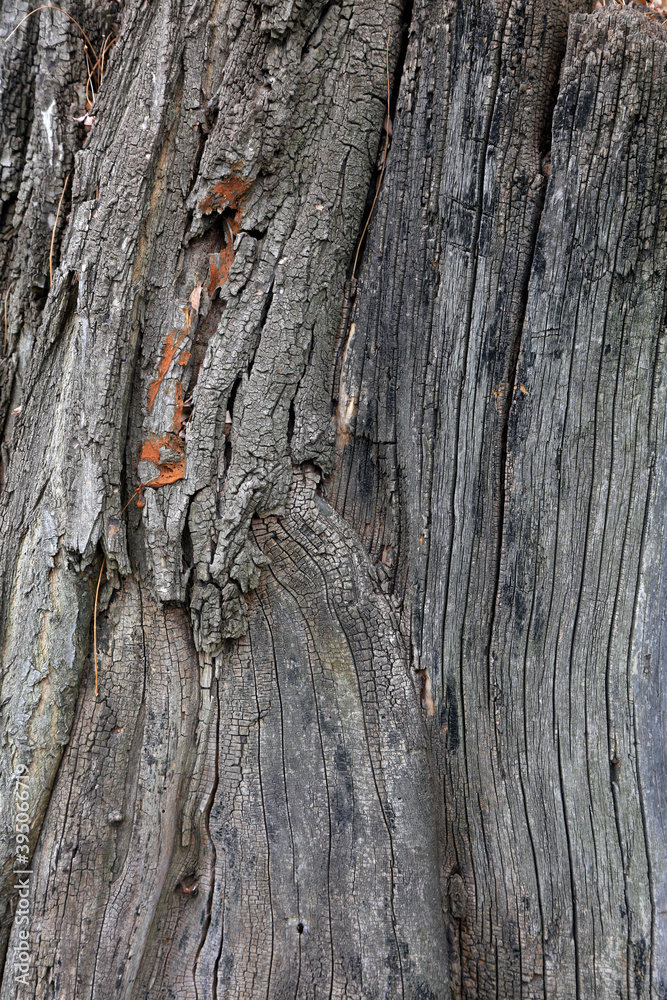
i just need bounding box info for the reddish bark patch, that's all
[147,330,186,413]
[146,309,194,414]
[199,173,251,217]
[140,432,185,487]
[199,171,252,296]
[208,246,235,296]
[141,375,186,486]
[141,307,194,487]
[172,382,183,433]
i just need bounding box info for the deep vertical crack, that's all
[484,29,569,707]
[194,664,221,1000]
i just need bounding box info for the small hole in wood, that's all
[179,876,199,896]
[297,922,304,934]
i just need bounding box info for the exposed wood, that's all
[332,0,667,995]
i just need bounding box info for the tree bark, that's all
[0,0,666,997]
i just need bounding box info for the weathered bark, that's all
[1,0,666,996]
[333,2,667,995]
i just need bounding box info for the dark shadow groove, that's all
[194,665,221,1000]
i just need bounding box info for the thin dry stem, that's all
[120,486,145,516]
[84,45,96,106]
[85,36,114,109]
[49,170,71,287]
[3,281,15,357]
[93,555,105,697]
[5,6,98,63]
[352,28,391,281]
[100,33,113,79]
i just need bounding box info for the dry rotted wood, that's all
[332,0,667,996]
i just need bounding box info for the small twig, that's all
[84,32,115,106]
[99,33,114,84]
[119,485,145,516]
[333,30,392,401]
[98,34,114,87]
[97,34,107,86]
[93,555,105,697]
[84,45,95,107]
[3,281,15,357]
[5,6,98,63]
[49,170,71,287]
[351,28,392,281]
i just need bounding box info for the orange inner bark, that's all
[138,173,252,491]
[199,172,252,297]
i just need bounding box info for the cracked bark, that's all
[1,0,666,997]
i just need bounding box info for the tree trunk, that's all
[1,0,666,996]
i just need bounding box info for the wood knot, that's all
[179,875,199,896]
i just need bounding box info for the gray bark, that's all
[0,0,666,997]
